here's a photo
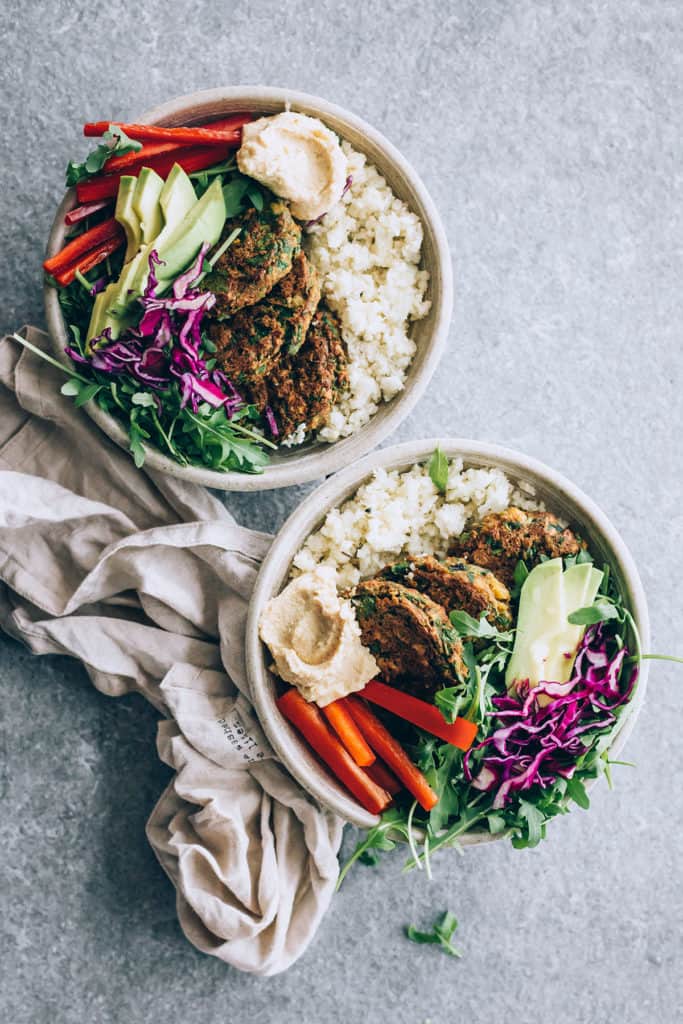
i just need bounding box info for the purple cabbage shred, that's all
[66,247,245,416]
[463,621,636,809]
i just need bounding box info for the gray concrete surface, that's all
[1,1,682,1022]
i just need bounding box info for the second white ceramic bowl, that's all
[44,86,453,490]
[246,439,650,835]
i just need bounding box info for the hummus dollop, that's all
[258,566,378,706]
[237,111,348,222]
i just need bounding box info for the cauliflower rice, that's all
[304,142,431,443]
[292,457,538,590]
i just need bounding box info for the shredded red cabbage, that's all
[303,175,353,228]
[68,247,246,416]
[264,405,279,437]
[464,622,637,809]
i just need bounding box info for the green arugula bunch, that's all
[66,126,142,186]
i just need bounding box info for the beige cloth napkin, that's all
[0,328,344,976]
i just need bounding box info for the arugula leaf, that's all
[568,600,620,625]
[427,744,462,833]
[222,176,251,216]
[73,382,101,407]
[406,910,462,958]
[511,559,529,598]
[449,609,513,642]
[434,687,465,724]
[565,776,591,809]
[512,799,545,848]
[337,808,410,888]
[66,126,142,186]
[131,391,157,408]
[247,182,265,211]
[428,446,449,493]
[487,812,507,835]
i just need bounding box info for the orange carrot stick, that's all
[276,689,391,816]
[364,758,402,797]
[322,699,376,767]
[345,697,438,812]
[361,680,478,751]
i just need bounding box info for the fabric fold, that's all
[0,328,343,975]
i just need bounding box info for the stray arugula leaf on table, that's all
[406,910,463,958]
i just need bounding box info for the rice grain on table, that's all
[304,142,430,443]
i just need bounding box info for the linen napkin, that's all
[0,327,344,976]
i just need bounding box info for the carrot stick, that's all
[52,231,124,287]
[82,115,251,145]
[322,700,376,767]
[44,217,122,276]
[345,697,438,812]
[364,759,402,797]
[75,146,234,202]
[276,689,391,816]
[361,680,478,751]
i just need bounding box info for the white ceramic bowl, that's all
[44,86,453,491]
[246,438,650,835]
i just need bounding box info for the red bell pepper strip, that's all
[64,199,112,226]
[360,680,478,751]
[82,113,252,144]
[276,689,391,816]
[75,146,234,203]
[364,758,402,797]
[101,141,183,174]
[345,697,438,812]
[51,230,124,287]
[322,699,376,767]
[44,217,123,277]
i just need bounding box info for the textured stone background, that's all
[1,2,681,1022]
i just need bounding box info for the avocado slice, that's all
[86,174,226,347]
[115,176,142,262]
[159,163,196,226]
[126,176,226,303]
[505,558,603,696]
[133,167,165,245]
[154,177,226,290]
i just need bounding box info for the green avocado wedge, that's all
[132,167,165,245]
[505,558,603,698]
[115,175,142,262]
[86,168,225,350]
[154,177,227,289]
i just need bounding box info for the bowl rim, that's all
[43,85,454,492]
[246,437,651,835]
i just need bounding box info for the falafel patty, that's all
[204,200,301,317]
[266,304,348,437]
[209,250,321,391]
[351,578,468,699]
[378,555,512,628]
[450,506,584,584]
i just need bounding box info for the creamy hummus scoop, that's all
[258,566,378,706]
[237,111,348,222]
